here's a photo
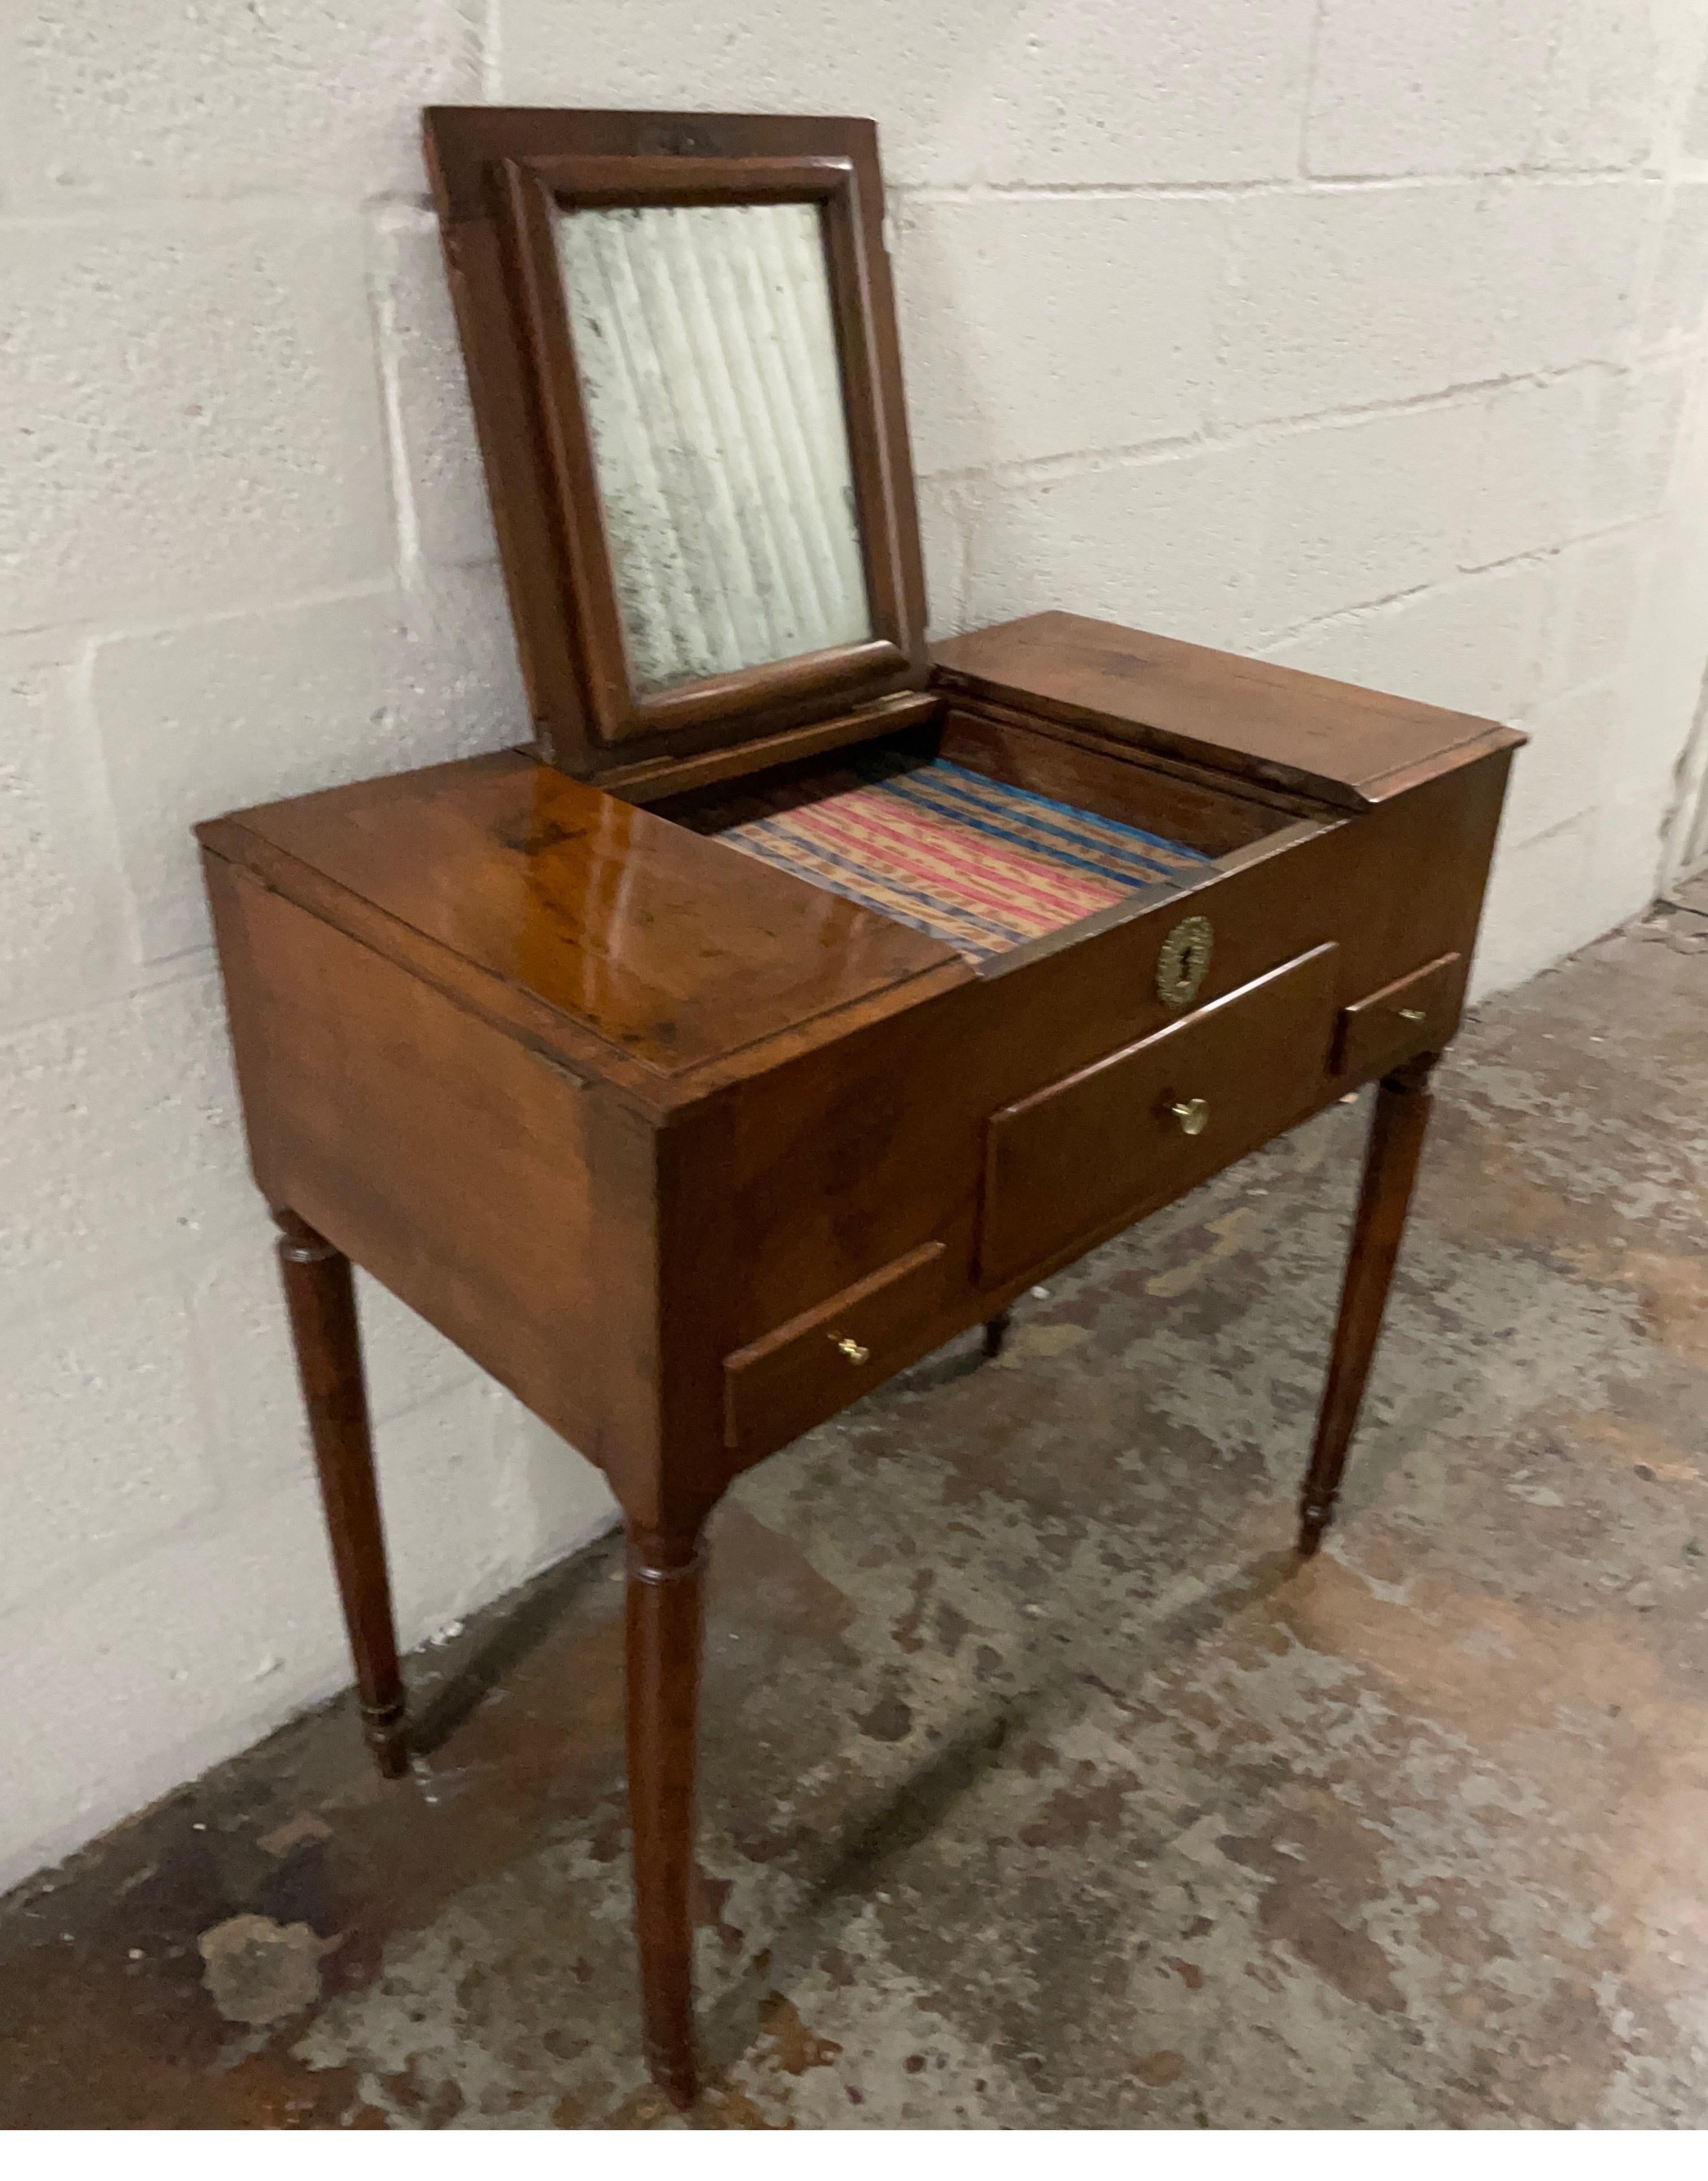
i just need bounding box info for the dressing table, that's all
[196,106,1520,2106]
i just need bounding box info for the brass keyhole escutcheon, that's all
[831,1333,870,1364]
[1157,915,1213,1011]
[1170,1097,1210,1136]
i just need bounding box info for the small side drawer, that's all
[980,944,1337,1287]
[724,1240,949,1458]
[1333,951,1462,1079]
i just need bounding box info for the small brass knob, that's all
[1397,1007,1426,1023]
[831,1334,870,1364]
[1169,1097,1209,1137]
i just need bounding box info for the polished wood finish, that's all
[1297,1056,1437,1557]
[202,616,1516,2100]
[625,1524,707,2109]
[424,107,929,776]
[197,102,1526,2103]
[199,751,960,1085]
[273,1211,407,1779]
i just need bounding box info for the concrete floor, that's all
[4,890,1708,2129]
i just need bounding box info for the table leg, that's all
[1298,1057,1436,1558]
[982,1309,1011,1360]
[274,1209,407,1777]
[627,1523,707,2109]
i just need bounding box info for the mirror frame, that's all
[425,108,930,776]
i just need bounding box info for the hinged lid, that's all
[425,106,930,783]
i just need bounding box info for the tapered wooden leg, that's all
[982,1309,1012,1360]
[626,1524,707,2109]
[274,1209,407,1778]
[1298,1058,1436,1559]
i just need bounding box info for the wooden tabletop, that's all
[198,749,962,1082]
[932,611,1519,808]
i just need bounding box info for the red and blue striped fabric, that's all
[707,754,1212,962]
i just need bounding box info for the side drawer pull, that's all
[724,1240,948,1459]
[1332,952,1462,1077]
[1169,1097,1210,1136]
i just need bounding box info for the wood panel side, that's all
[203,851,641,1505]
[938,703,1289,854]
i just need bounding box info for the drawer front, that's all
[1333,950,1462,1080]
[724,1240,949,1458]
[980,944,1338,1286]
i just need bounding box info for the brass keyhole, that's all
[831,1334,870,1364]
[1157,915,1214,1011]
[1170,1097,1210,1136]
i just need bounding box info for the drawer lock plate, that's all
[1157,915,1214,1011]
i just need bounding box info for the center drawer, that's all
[979,943,1339,1285]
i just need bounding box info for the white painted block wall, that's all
[4,0,1708,1890]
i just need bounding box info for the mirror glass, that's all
[555,201,874,695]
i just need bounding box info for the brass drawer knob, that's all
[830,1333,870,1364]
[1169,1097,1210,1137]
[1397,1006,1426,1022]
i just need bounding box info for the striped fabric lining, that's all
[703,755,1212,962]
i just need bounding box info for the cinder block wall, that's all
[5,1,1708,1888]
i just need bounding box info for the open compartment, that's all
[630,699,1332,969]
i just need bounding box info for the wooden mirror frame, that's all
[425,108,931,778]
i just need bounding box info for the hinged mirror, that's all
[425,108,930,782]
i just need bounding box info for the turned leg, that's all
[626,1524,707,2109]
[274,1209,407,1777]
[982,1309,1012,1360]
[1298,1058,1436,1558]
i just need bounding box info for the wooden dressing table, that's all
[197,107,1520,2106]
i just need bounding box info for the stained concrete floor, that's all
[5,893,1708,2129]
